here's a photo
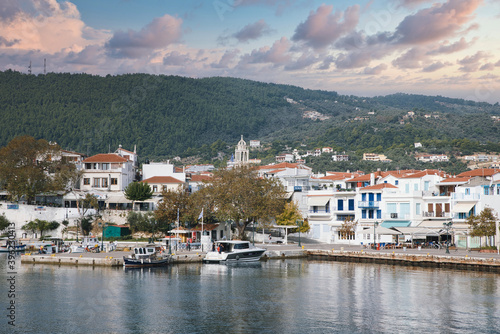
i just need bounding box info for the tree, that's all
[76,193,98,241]
[338,218,357,240]
[200,165,286,239]
[124,182,153,210]
[21,219,60,239]
[0,214,10,233]
[275,201,309,234]
[80,217,93,236]
[0,136,78,204]
[467,207,498,247]
[155,186,192,233]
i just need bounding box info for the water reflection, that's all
[1,255,499,334]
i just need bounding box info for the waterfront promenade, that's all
[20,239,500,271]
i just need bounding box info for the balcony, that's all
[423,211,451,218]
[308,209,332,217]
[384,213,409,219]
[358,201,380,208]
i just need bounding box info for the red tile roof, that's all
[141,176,184,184]
[439,177,470,183]
[401,170,448,179]
[83,154,128,163]
[190,175,212,182]
[258,162,311,170]
[457,168,500,177]
[361,183,398,190]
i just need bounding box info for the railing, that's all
[384,213,409,219]
[451,193,481,200]
[308,209,331,214]
[358,201,380,208]
[423,211,451,218]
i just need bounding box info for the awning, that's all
[418,221,450,228]
[106,195,132,203]
[308,196,330,206]
[362,226,400,235]
[381,221,411,228]
[452,202,476,213]
[393,227,440,236]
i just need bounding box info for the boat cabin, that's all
[134,244,161,259]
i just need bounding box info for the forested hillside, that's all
[0,70,499,162]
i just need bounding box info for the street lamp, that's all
[98,222,108,252]
[443,221,452,254]
[296,220,303,248]
[373,221,379,250]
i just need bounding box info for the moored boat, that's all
[203,240,266,264]
[123,244,170,268]
[0,238,26,252]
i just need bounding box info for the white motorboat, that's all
[203,240,266,264]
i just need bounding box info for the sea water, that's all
[1,254,499,334]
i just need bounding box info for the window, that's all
[368,193,374,201]
[376,210,381,219]
[414,183,418,191]
[93,178,100,187]
[405,184,410,193]
[101,163,109,170]
[83,178,90,185]
[102,178,108,187]
[361,193,366,201]
[465,188,470,195]
[111,178,118,185]
[424,181,430,191]
[337,199,344,211]
[85,163,92,170]
[153,185,158,192]
[484,186,489,195]
[376,193,381,201]
[362,210,367,219]
[416,203,421,215]
[368,210,374,219]
[348,199,354,211]
[395,180,399,185]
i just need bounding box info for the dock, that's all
[20,243,500,272]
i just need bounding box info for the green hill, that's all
[0,70,499,163]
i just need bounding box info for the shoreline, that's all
[18,243,500,272]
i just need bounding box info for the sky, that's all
[1,0,499,103]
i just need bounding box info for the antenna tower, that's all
[28,61,32,75]
[44,58,46,75]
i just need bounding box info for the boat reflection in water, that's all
[203,240,266,264]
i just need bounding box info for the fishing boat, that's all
[123,244,170,268]
[0,238,26,252]
[203,240,266,264]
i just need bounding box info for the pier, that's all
[19,242,500,272]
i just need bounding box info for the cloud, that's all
[479,63,495,71]
[0,35,19,47]
[395,0,434,8]
[233,19,272,43]
[392,47,427,69]
[0,0,106,54]
[211,49,240,69]
[427,37,476,55]
[66,44,104,65]
[163,51,194,66]
[457,51,489,72]
[284,52,319,71]
[393,0,483,45]
[292,4,360,49]
[422,61,449,72]
[363,63,388,75]
[239,36,291,66]
[106,14,182,58]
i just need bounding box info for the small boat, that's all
[123,244,170,268]
[0,238,26,252]
[203,240,266,264]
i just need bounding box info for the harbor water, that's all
[2,254,500,334]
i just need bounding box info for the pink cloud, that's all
[394,0,483,45]
[239,37,291,66]
[106,14,183,58]
[427,37,476,55]
[292,4,360,49]
[233,19,272,43]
